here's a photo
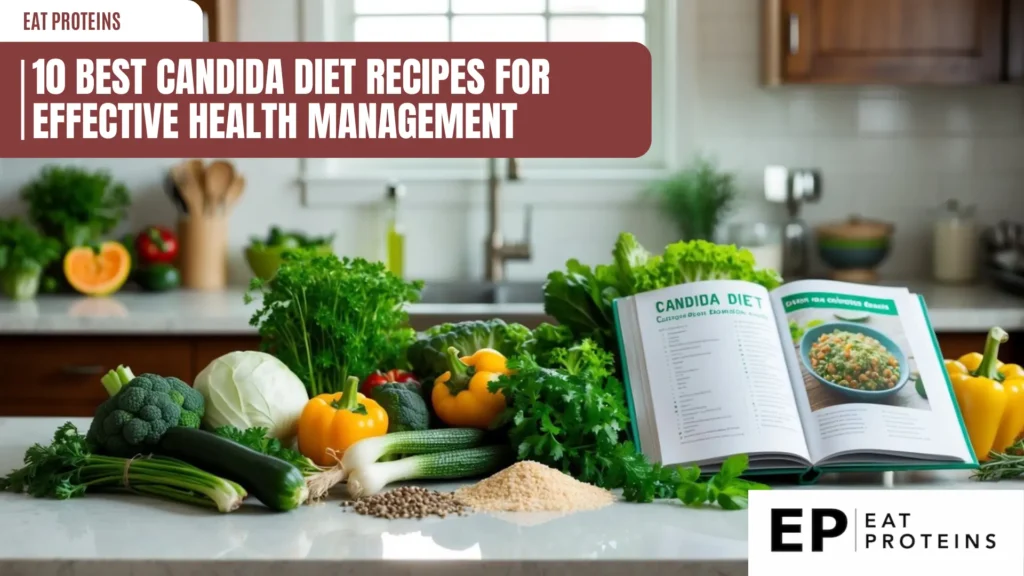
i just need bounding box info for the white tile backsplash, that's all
[695,0,1024,278]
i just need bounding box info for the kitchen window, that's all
[301,0,679,182]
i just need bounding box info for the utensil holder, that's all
[178,215,227,290]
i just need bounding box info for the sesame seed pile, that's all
[454,461,615,513]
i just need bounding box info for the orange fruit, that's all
[64,241,131,296]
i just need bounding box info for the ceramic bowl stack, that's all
[815,216,894,283]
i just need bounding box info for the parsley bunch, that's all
[246,250,422,397]
[491,340,629,486]
[492,340,769,508]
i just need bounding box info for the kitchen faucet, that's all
[484,158,532,282]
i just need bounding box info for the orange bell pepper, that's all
[297,375,389,466]
[431,347,509,429]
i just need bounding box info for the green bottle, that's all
[384,182,406,278]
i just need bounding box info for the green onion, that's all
[346,445,512,498]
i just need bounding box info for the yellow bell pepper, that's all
[432,346,508,429]
[298,376,389,466]
[1000,364,1024,381]
[947,327,1018,461]
[993,378,1024,455]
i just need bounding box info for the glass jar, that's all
[932,199,978,284]
[726,222,784,274]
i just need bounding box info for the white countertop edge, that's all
[1,308,1019,335]
[0,281,1021,335]
[0,559,748,574]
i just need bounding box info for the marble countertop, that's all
[0,289,548,335]
[0,280,1021,336]
[0,417,1012,576]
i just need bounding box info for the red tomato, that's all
[135,226,179,265]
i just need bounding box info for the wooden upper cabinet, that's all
[192,0,237,42]
[764,0,1007,84]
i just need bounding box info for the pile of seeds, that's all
[455,461,615,513]
[343,486,470,519]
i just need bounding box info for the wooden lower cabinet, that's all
[0,330,1018,416]
[0,335,259,416]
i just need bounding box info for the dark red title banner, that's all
[0,42,651,159]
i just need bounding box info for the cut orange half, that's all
[64,241,132,296]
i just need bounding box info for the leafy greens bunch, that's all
[0,217,61,300]
[0,422,246,513]
[543,233,782,361]
[246,249,423,397]
[492,339,767,508]
[21,166,130,249]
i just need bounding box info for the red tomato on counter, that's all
[135,226,179,265]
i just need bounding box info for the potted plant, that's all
[0,217,62,300]
[19,165,131,292]
[648,156,737,242]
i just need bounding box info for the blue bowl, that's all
[799,322,909,401]
[817,244,890,270]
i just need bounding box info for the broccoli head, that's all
[86,373,205,457]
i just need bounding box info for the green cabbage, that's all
[193,351,309,442]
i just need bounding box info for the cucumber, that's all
[157,427,308,511]
[340,428,486,475]
[346,445,513,498]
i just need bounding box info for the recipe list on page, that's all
[634,281,809,464]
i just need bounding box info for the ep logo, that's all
[770,508,848,552]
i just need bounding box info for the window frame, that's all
[299,0,680,184]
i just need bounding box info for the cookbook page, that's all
[631,280,810,466]
[772,280,972,464]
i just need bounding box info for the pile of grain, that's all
[344,486,469,519]
[455,461,614,512]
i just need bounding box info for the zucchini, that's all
[346,444,512,498]
[157,427,308,511]
[341,428,486,476]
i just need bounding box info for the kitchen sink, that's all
[419,281,545,305]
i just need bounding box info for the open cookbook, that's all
[613,278,976,482]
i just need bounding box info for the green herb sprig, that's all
[973,440,1024,481]
[246,249,423,397]
[676,454,770,509]
[213,426,321,477]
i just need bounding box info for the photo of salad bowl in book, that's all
[799,322,910,401]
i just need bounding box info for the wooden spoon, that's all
[203,160,235,216]
[172,161,204,216]
[223,175,246,213]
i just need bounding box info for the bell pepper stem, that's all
[976,327,1009,380]
[147,226,166,251]
[330,376,362,412]
[443,346,473,393]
